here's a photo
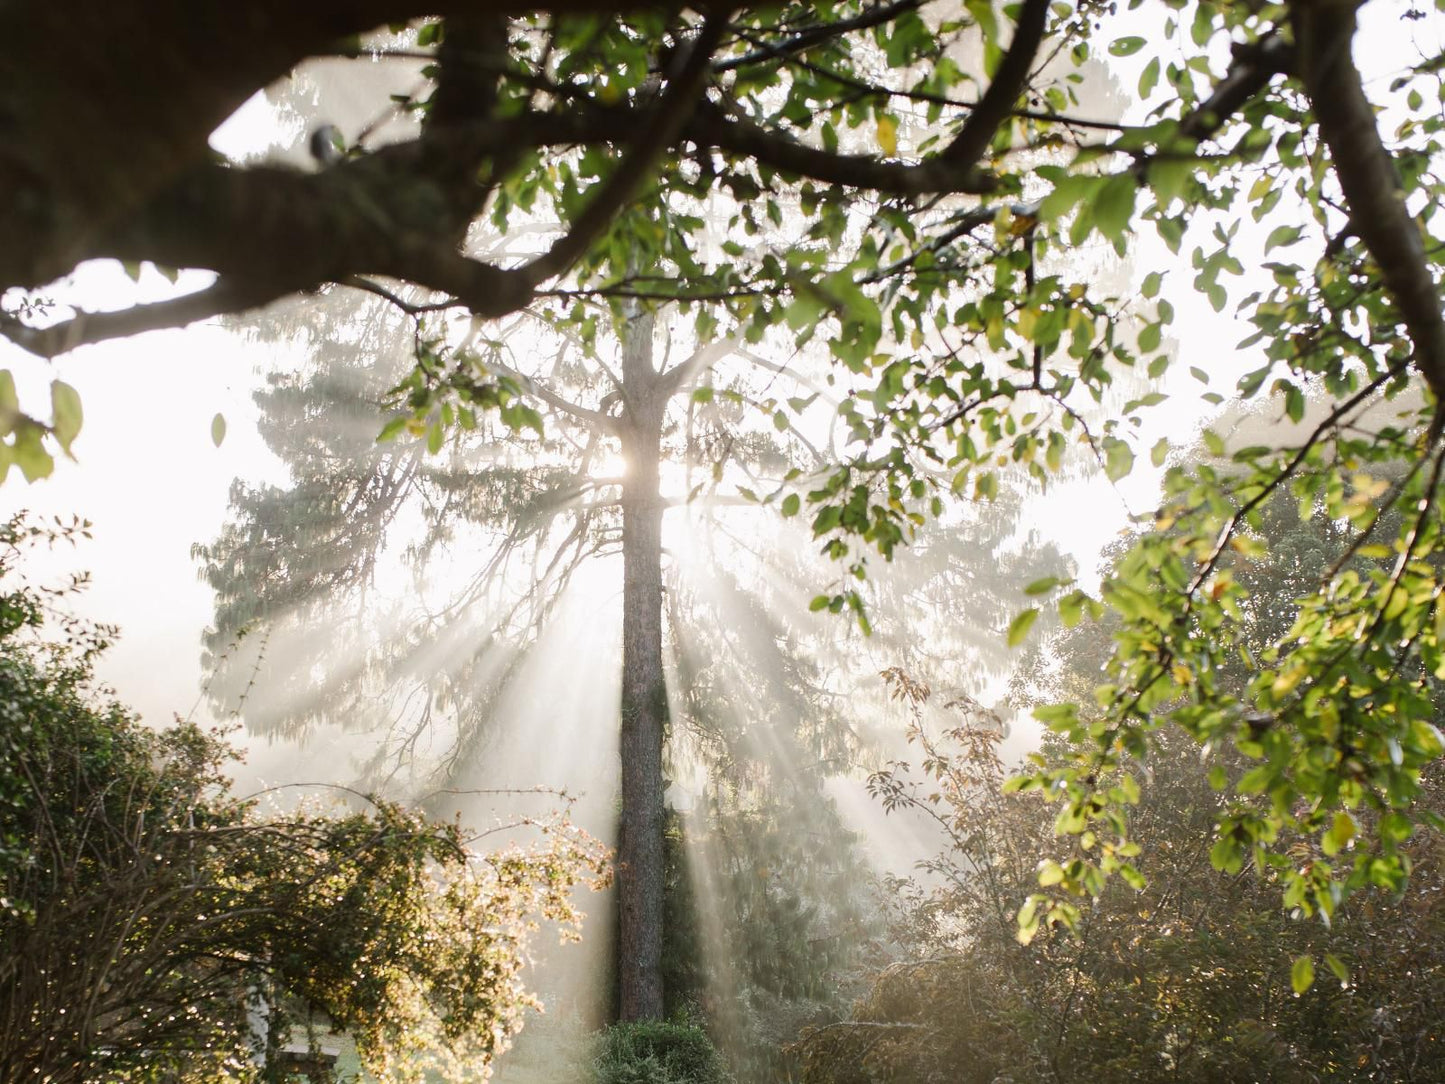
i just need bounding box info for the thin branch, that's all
[1184,359,1410,602]
[784,53,1132,133]
[695,98,999,195]
[657,336,739,398]
[0,278,291,359]
[1361,441,1445,644]
[485,357,618,430]
[713,0,921,73]
[342,276,460,316]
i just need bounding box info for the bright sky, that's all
[0,6,1432,779]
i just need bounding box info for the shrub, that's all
[593,1022,729,1084]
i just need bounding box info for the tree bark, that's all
[616,307,667,1021]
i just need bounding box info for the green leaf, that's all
[1039,173,1104,222]
[1016,895,1041,945]
[1324,953,1350,987]
[1147,158,1193,207]
[1024,576,1067,596]
[1092,174,1138,242]
[50,381,82,458]
[1291,955,1315,995]
[12,424,53,482]
[1109,35,1146,56]
[1007,607,1040,647]
[780,493,801,517]
[0,370,18,426]
[1103,437,1134,482]
[1285,383,1305,422]
[1210,835,1243,874]
[1322,811,1356,856]
[1237,366,1270,398]
[377,416,408,443]
[1138,55,1160,97]
[877,114,898,157]
[210,412,227,449]
[1265,224,1303,253]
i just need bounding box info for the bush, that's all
[0,516,609,1084]
[593,1022,729,1084]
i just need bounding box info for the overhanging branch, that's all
[0,278,294,359]
[523,9,731,285]
[657,337,739,397]
[938,0,1051,169]
[1292,0,1445,429]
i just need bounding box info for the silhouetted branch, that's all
[0,278,290,358]
[524,11,731,285]
[1292,2,1445,433]
[939,0,1051,169]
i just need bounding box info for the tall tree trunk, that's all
[616,307,667,1021]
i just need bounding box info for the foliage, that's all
[592,1021,730,1084]
[1010,398,1445,929]
[0,515,608,1084]
[0,0,1441,949]
[791,668,1445,1083]
[662,798,876,1084]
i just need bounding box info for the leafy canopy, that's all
[0,0,1442,921]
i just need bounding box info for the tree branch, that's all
[938,0,1051,169]
[694,101,999,195]
[1179,32,1293,144]
[713,0,921,74]
[656,337,738,398]
[1291,1,1445,431]
[523,9,731,285]
[98,162,534,320]
[0,0,682,291]
[487,358,619,430]
[0,278,293,359]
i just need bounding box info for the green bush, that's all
[593,1022,729,1084]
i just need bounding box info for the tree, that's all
[0,516,607,1083]
[792,668,1445,1083]
[198,286,819,1023]
[3,0,1443,961]
[199,273,1067,1031]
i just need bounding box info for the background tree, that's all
[200,264,1069,1037]
[791,664,1445,1083]
[0,516,607,1084]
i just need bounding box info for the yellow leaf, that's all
[1271,663,1307,698]
[877,114,898,157]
